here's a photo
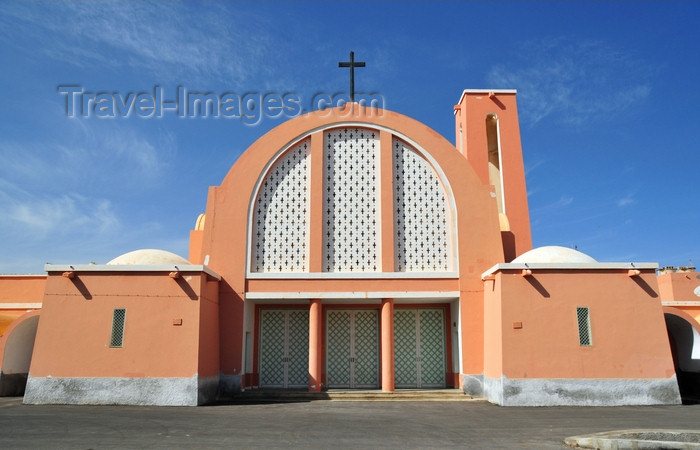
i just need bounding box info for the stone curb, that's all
[565,429,700,449]
[222,389,478,403]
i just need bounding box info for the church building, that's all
[1,89,698,406]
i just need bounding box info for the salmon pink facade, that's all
[0,90,697,405]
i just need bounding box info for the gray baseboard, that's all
[483,375,682,406]
[462,373,484,397]
[24,374,218,406]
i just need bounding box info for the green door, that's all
[394,309,446,388]
[394,309,418,387]
[326,310,379,389]
[259,310,309,388]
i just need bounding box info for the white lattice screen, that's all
[393,138,451,271]
[250,130,452,274]
[251,139,310,272]
[323,128,379,272]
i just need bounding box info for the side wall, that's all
[659,271,700,325]
[198,278,220,403]
[0,275,45,336]
[483,270,681,406]
[25,271,218,406]
[658,271,700,303]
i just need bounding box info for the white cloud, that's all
[1,3,275,85]
[487,37,652,127]
[526,188,540,197]
[0,118,174,191]
[0,190,120,238]
[531,195,574,213]
[87,124,176,181]
[617,193,636,207]
[525,158,547,176]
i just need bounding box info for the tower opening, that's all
[486,114,504,214]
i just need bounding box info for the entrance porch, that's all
[249,296,458,393]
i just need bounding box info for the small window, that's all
[110,308,126,348]
[576,307,592,346]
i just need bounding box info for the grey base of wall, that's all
[218,374,242,399]
[0,372,28,396]
[462,373,484,397]
[483,375,682,406]
[23,375,219,406]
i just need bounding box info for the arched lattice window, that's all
[393,138,451,272]
[251,139,310,272]
[250,128,453,274]
[322,128,379,272]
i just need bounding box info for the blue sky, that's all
[0,1,698,274]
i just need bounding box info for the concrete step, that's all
[227,388,481,403]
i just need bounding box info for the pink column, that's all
[379,130,395,271]
[308,299,323,392]
[308,132,324,272]
[381,298,395,392]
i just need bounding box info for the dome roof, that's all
[512,246,597,264]
[106,249,191,265]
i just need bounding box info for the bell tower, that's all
[454,89,532,261]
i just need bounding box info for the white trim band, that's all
[245,291,460,300]
[247,272,458,280]
[662,301,700,306]
[45,264,221,280]
[482,262,659,279]
[0,303,42,309]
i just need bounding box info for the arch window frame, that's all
[246,123,459,278]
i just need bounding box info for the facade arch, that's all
[245,124,460,276]
[201,105,503,285]
[0,311,40,396]
[197,106,504,393]
[663,307,700,402]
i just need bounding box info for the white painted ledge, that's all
[245,291,460,300]
[247,271,458,279]
[45,264,221,280]
[0,303,42,309]
[482,262,659,280]
[662,301,700,306]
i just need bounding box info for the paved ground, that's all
[1,397,700,448]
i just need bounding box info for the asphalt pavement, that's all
[1,397,699,448]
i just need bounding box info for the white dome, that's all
[106,249,191,265]
[512,246,597,264]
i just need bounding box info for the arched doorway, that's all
[664,311,700,404]
[0,313,40,396]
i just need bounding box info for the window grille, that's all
[251,139,310,272]
[110,308,126,348]
[393,138,450,272]
[576,307,592,346]
[322,128,379,272]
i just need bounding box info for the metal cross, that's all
[338,51,365,103]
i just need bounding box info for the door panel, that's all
[394,309,418,387]
[260,310,286,387]
[326,310,352,387]
[418,309,446,387]
[287,310,310,387]
[393,309,446,388]
[326,310,379,389]
[353,310,379,388]
[259,310,309,388]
